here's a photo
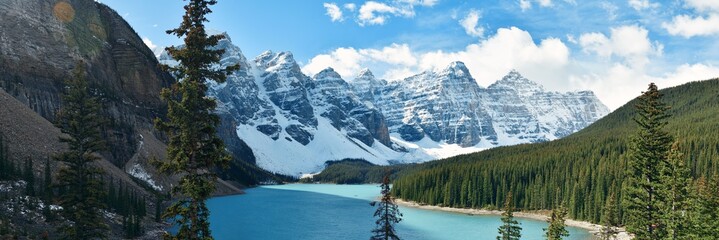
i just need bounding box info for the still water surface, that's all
[208,184,593,240]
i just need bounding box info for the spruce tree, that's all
[155,0,236,239]
[545,205,569,240]
[497,192,521,240]
[370,173,403,240]
[54,63,108,239]
[24,157,35,197]
[42,157,55,222]
[688,176,719,239]
[622,83,672,240]
[662,142,691,239]
[43,157,52,201]
[0,134,11,180]
[599,192,619,240]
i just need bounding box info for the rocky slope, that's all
[0,0,171,187]
[0,0,254,195]
[162,35,610,176]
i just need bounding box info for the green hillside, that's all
[390,79,719,224]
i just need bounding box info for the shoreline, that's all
[395,199,632,240]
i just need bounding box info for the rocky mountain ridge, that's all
[161,34,611,176]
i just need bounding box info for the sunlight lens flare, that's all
[53,1,75,23]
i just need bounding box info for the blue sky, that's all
[100,0,719,109]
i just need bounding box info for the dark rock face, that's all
[310,67,390,147]
[285,124,313,145]
[0,0,173,166]
[398,124,424,142]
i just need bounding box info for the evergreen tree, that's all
[24,157,35,197]
[662,142,691,239]
[687,176,719,239]
[370,173,403,240]
[599,192,619,240]
[43,157,52,201]
[622,83,672,240]
[0,134,14,180]
[54,63,108,239]
[497,192,521,240]
[155,194,162,223]
[154,0,236,239]
[545,205,569,240]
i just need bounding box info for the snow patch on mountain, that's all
[127,163,163,191]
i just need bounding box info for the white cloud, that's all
[302,44,417,79]
[538,0,552,7]
[323,3,344,22]
[358,1,404,25]
[303,27,569,88]
[518,0,555,11]
[459,9,484,38]
[628,0,659,11]
[685,0,719,12]
[662,14,719,38]
[142,37,163,58]
[351,0,437,26]
[662,0,719,38]
[519,0,532,11]
[344,3,357,11]
[579,25,662,69]
[569,62,719,110]
[600,2,619,20]
[396,0,439,7]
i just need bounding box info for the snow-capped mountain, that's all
[160,32,610,176]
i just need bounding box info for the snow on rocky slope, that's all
[160,32,610,176]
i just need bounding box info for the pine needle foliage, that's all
[545,205,569,240]
[154,0,237,239]
[370,173,403,240]
[599,192,620,240]
[54,63,108,240]
[623,83,673,239]
[497,192,521,240]
[662,142,692,239]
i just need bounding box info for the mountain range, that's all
[161,33,610,176]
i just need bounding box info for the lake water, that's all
[208,184,593,240]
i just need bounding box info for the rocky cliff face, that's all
[0,0,173,170]
[161,35,609,176]
[353,66,610,148]
[162,36,398,175]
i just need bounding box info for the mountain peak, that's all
[255,50,298,71]
[489,69,544,95]
[357,68,375,79]
[439,61,471,78]
[314,67,343,80]
[207,29,232,42]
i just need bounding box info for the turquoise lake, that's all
[208,184,593,240]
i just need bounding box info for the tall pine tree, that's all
[662,142,691,239]
[545,205,569,240]
[497,192,521,240]
[155,0,236,239]
[370,173,403,240]
[54,63,108,239]
[24,157,35,197]
[599,192,619,240]
[622,83,672,240]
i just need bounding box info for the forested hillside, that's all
[390,79,719,224]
